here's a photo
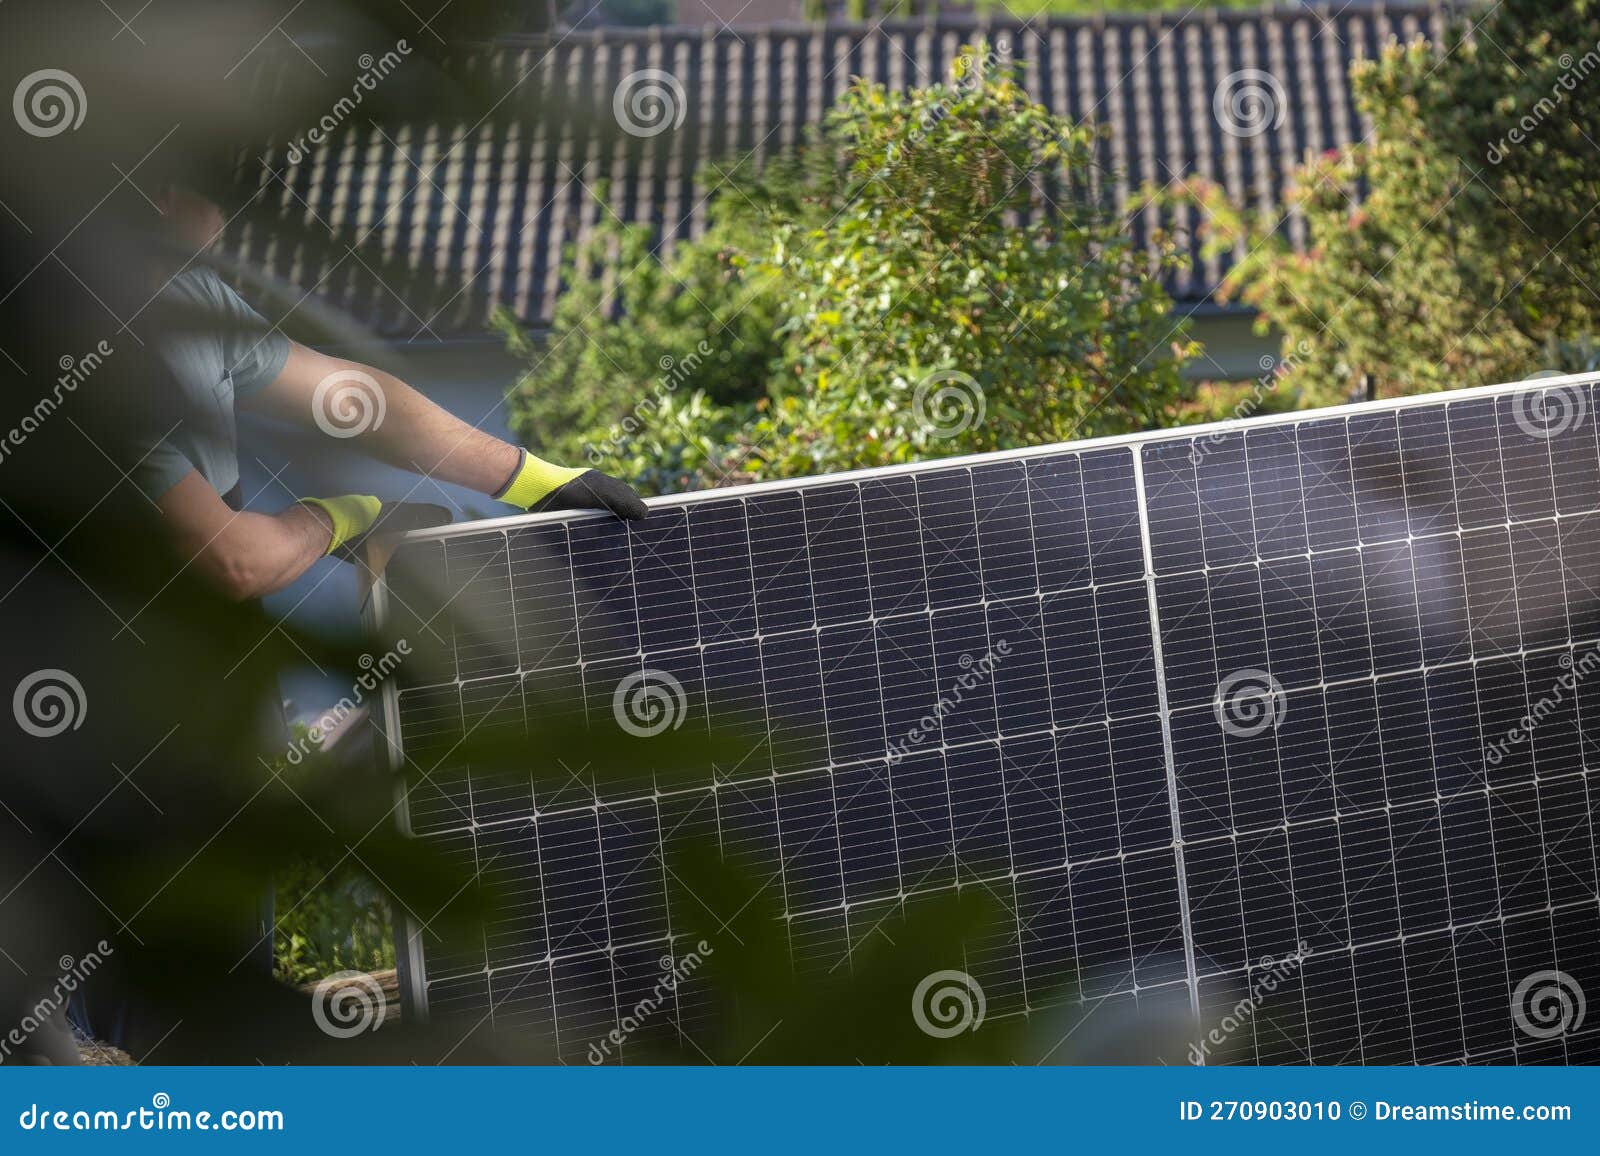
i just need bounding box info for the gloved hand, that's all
[495,449,647,521]
[298,495,451,561]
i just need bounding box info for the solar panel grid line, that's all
[1324,416,1440,1063]
[371,373,1600,1063]
[1131,446,1203,1021]
[1459,403,1568,1063]
[1239,547,1317,1044]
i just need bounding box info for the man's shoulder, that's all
[163,265,245,312]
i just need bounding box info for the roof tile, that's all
[235,5,1458,338]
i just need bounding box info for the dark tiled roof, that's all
[234,4,1458,339]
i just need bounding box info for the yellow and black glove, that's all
[495,450,647,521]
[298,495,451,562]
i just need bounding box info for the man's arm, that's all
[157,470,335,601]
[241,343,521,494]
[241,343,645,518]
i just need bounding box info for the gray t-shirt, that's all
[134,268,291,501]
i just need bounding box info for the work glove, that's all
[495,449,647,521]
[298,495,451,561]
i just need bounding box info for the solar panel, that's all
[370,375,1600,1064]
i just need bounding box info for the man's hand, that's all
[330,501,451,562]
[529,470,648,520]
[496,450,647,521]
[298,496,451,559]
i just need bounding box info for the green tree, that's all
[1177,1,1600,402]
[1431,0,1600,356]
[503,49,1196,493]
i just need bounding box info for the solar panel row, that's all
[374,378,1600,1065]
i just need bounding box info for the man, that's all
[143,182,645,598]
[44,174,647,1064]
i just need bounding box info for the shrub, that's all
[502,48,1197,493]
[1175,2,1600,400]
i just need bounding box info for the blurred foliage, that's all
[639,845,1063,1064]
[502,49,1196,494]
[1166,0,1600,402]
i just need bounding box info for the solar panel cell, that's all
[859,478,926,617]
[1447,397,1508,529]
[1196,434,1254,567]
[1081,449,1144,582]
[802,484,872,626]
[972,461,1039,599]
[1244,425,1309,558]
[1347,412,1408,545]
[508,525,578,672]
[748,492,818,632]
[1549,385,1600,514]
[1027,454,1094,592]
[630,510,699,653]
[1398,405,1457,537]
[1497,396,1558,522]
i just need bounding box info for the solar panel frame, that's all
[367,371,1600,1063]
